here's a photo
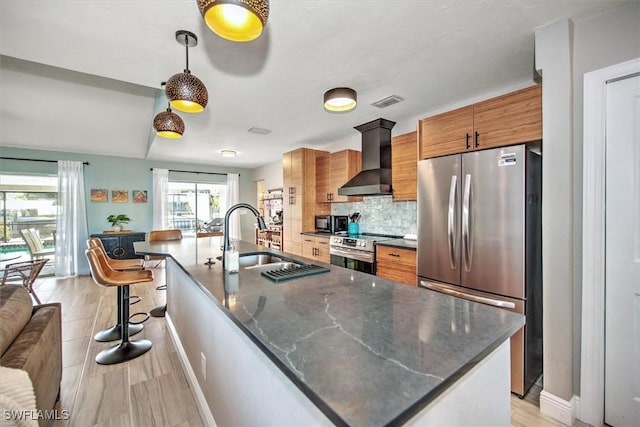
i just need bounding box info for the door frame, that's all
[581,57,640,426]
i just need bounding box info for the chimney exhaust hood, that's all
[338,118,396,196]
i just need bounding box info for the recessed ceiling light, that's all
[221,150,237,158]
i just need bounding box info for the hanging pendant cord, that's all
[184,36,190,73]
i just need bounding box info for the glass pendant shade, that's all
[324,87,357,112]
[165,72,208,113]
[153,108,185,139]
[198,0,270,42]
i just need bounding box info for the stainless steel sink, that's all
[239,252,304,270]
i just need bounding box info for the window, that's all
[0,174,57,265]
[167,180,227,237]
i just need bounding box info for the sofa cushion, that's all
[0,286,33,355]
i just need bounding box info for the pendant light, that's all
[197,0,270,42]
[165,30,208,113]
[324,87,357,112]
[153,103,185,139]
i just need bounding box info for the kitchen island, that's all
[135,237,524,426]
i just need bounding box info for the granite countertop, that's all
[376,238,417,250]
[135,238,523,427]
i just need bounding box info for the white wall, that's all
[535,2,640,420]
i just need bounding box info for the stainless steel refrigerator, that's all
[417,144,542,397]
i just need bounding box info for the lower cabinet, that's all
[376,246,417,286]
[301,235,330,264]
[90,232,146,259]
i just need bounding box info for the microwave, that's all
[315,215,348,234]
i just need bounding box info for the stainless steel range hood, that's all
[338,118,396,196]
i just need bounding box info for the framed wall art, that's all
[132,190,148,203]
[90,189,108,202]
[111,189,128,203]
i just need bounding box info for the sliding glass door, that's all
[167,181,227,237]
[0,174,57,272]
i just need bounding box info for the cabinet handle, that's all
[388,253,400,257]
[474,131,479,148]
[465,133,470,150]
[327,192,330,202]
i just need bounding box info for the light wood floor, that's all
[25,271,577,427]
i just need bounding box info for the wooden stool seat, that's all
[86,248,154,365]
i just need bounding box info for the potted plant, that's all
[107,214,130,232]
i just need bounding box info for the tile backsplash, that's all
[331,195,417,236]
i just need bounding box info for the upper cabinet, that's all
[316,149,362,203]
[391,131,418,201]
[419,106,474,159]
[419,85,542,159]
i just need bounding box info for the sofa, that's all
[0,285,62,425]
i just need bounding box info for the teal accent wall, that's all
[0,147,253,236]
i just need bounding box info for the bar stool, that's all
[85,247,154,365]
[146,229,182,318]
[86,238,147,342]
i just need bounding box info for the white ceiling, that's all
[0,0,627,169]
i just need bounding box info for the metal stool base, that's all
[94,323,143,342]
[95,340,152,365]
[150,305,167,318]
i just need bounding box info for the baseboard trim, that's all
[166,313,217,427]
[540,390,577,426]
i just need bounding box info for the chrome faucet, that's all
[223,203,267,268]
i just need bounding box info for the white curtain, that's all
[56,161,89,276]
[226,173,240,241]
[152,168,169,230]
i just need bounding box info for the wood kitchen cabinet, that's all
[283,148,329,255]
[376,246,417,286]
[301,235,330,264]
[391,131,418,200]
[316,149,362,203]
[419,85,542,159]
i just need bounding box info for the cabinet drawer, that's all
[376,265,417,286]
[376,247,416,267]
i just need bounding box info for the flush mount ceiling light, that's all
[220,149,237,157]
[153,103,185,139]
[165,30,208,113]
[324,87,357,113]
[198,0,270,42]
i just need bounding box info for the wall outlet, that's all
[200,352,206,381]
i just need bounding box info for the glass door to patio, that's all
[0,174,57,275]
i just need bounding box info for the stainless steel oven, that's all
[329,234,392,275]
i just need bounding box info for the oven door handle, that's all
[330,248,374,263]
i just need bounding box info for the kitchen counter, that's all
[376,238,417,250]
[135,238,523,426]
[300,231,334,238]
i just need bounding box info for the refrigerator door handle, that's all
[447,175,458,269]
[420,280,516,309]
[462,173,473,271]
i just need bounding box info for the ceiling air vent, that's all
[247,127,271,135]
[371,95,404,109]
